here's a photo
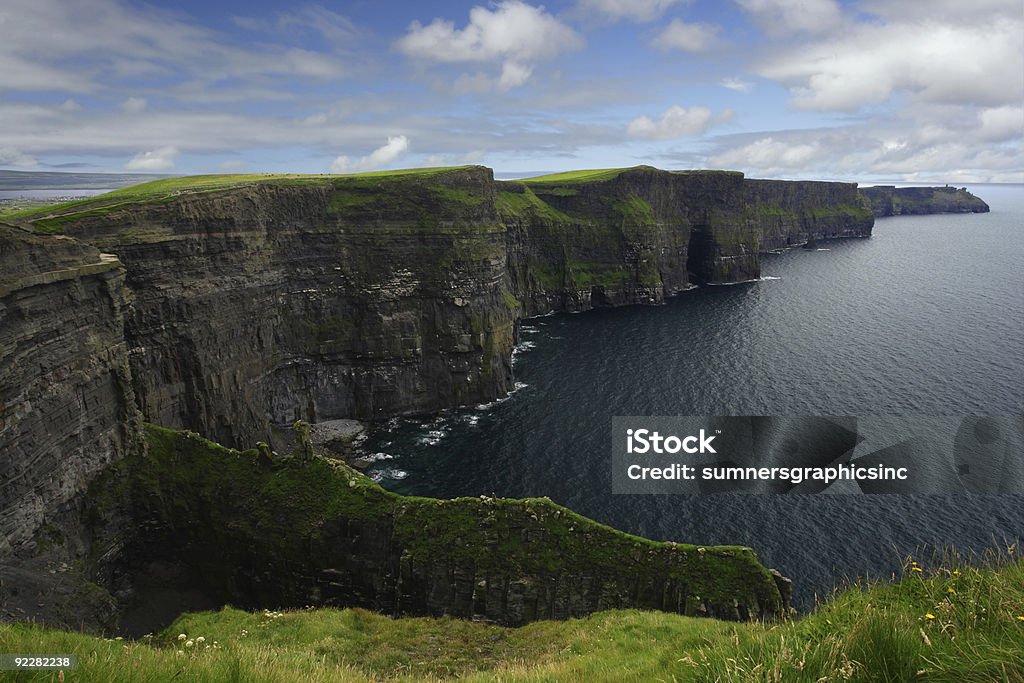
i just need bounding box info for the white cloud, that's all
[652,19,719,52]
[421,150,486,166]
[396,1,582,89]
[331,136,410,173]
[734,0,842,36]
[627,105,732,139]
[0,147,39,168]
[125,146,179,171]
[0,0,348,98]
[720,77,752,91]
[122,97,147,114]
[978,106,1024,143]
[574,0,685,22]
[710,136,821,173]
[704,117,1024,182]
[233,6,359,45]
[758,16,1023,112]
[498,62,534,91]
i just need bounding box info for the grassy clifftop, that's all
[0,166,483,229]
[3,551,1020,681]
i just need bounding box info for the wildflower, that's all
[176,650,185,657]
[195,637,205,644]
[912,567,923,573]
[185,639,194,648]
[177,634,187,641]
[952,570,961,576]
[947,587,956,594]
[1017,616,1024,622]
[924,613,936,620]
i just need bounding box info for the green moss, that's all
[803,203,873,220]
[121,424,780,616]
[612,195,655,224]
[495,187,576,223]
[502,286,520,311]
[431,185,487,206]
[565,262,630,288]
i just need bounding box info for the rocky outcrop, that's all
[95,425,787,628]
[859,186,990,217]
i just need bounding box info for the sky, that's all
[0,0,1021,182]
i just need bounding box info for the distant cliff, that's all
[859,185,990,217]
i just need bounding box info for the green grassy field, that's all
[2,550,1020,682]
[0,167,475,223]
[518,168,635,184]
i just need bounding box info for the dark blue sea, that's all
[363,184,1024,609]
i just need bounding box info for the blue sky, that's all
[1,0,1021,182]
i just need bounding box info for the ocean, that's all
[360,184,1024,609]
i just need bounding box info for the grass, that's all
[519,168,639,184]
[2,550,1020,681]
[0,166,478,223]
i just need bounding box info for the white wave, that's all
[362,452,394,463]
[370,467,408,482]
[816,248,831,251]
[474,381,527,411]
[417,428,448,446]
[706,275,781,286]
[464,414,480,426]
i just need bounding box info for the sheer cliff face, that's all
[11,166,872,452]
[0,226,139,554]
[50,168,517,447]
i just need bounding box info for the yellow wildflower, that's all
[947,587,956,594]
[924,613,936,620]
[912,567,923,573]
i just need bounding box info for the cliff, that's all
[858,185,990,217]
[0,165,880,631]
[6,166,872,449]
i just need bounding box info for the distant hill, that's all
[0,169,174,191]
